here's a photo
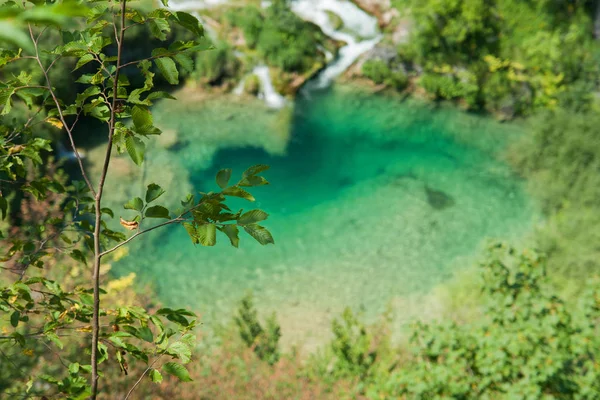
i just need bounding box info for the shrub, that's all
[235,293,281,365]
[362,59,408,90]
[194,42,241,85]
[244,74,261,95]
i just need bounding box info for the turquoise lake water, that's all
[114,85,536,346]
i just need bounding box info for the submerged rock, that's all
[425,185,455,210]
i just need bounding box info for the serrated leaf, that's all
[149,368,163,383]
[243,224,274,245]
[216,169,232,189]
[131,105,153,130]
[145,183,165,203]
[173,11,203,37]
[74,53,94,70]
[145,205,170,219]
[162,362,192,382]
[239,175,269,187]
[196,223,216,246]
[148,18,170,41]
[243,164,270,178]
[222,186,255,202]
[238,210,269,225]
[174,53,194,73]
[124,197,144,212]
[125,136,145,165]
[220,224,239,248]
[168,341,191,363]
[155,57,179,85]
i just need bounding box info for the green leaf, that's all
[162,362,192,382]
[145,183,165,203]
[243,224,274,245]
[74,53,94,70]
[239,175,269,187]
[45,332,63,349]
[125,136,145,165]
[137,326,153,343]
[68,363,80,375]
[148,18,170,41]
[168,341,192,363]
[10,311,20,328]
[0,21,33,52]
[0,89,14,115]
[222,186,255,202]
[216,169,232,189]
[149,368,163,383]
[145,205,170,219]
[131,105,153,130]
[124,197,144,212]
[101,207,114,218]
[220,224,239,248]
[243,164,270,178]
[174,11,204,37]
[238,210,269,225]
[196,223,216,246]
[0,196,7,220]
[183,222,198,244]
[174,53,194,73]
[154,57,179,85]
[69,249,88,266]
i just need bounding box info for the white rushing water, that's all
[253,65,287,108]
[168,0,381,100]
[291,0,381,89]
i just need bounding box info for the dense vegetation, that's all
[224,0,329,73]
[380,0,600,118]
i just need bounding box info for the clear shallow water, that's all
[114,85,535,346]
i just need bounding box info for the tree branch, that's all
[99,217,182,258]
[27,25,96,197]
[123,353,166,400]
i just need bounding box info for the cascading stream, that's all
[168,0,382,104]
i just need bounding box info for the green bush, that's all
[193,41,241,85]
[362,59,408,90]
[419,73,465,99]
[387,243,600,398]
[235,293,281,365]
[244,74,261,95]
[227,0,326,73]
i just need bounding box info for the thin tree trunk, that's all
[90,1,127,398]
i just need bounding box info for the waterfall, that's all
[168,0,381,101]
[291,0,381,89]
[253,65,287,108]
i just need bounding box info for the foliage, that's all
[193,40,241,85]
[508,108,600,282]
[244,73,261,95]
[361,59,408,90]
[234,293,281,365]
[0,1,274,398]
[395,0,600,116]
[226,0,327,73]
[388,243,600,398]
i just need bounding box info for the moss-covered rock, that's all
[244,74,261,96]
[325,10,344,31]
